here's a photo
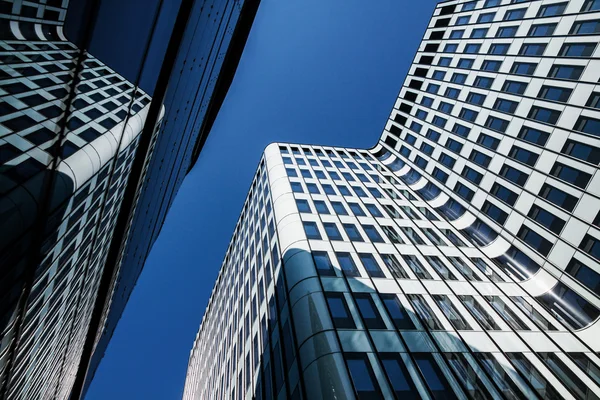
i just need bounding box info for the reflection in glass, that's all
[444,353,496,399]
[408,294,444,330]
[506,353,563,400]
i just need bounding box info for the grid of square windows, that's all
[187,1,600,399]
[381,0,600,324]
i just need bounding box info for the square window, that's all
[565,258,600,295]
[286,168,298,177]
[549,65,584,80]
[324,223,343,241]
[458,58,474,69]
[0,143,21,163]
[444,43,459,53]
[343,224,363,242]
[478,12,495,23]
[349,203,366,216]
[291,182,303,193]
[550,162,591,188]
[26,127,55,145]
[464,43,481,54]
[451,73,467,84]
[331,201,348,215]
[502,80,527,95]
[322,184,336,195]
[493,99,518,114]
[456,15,470,25]
[354,293,386,328]
[337,252,360,277]
[574,116,600,136]
[307,183,320,194]
[313,251,336,276]
[296,199,311,213]
[438,57,452,67]
[570,20,600,35]
[300,169,312,178]
[363,225,384,243]
[353,186,367,197]
[365,204,383,217]
[474,76,493,88]
[315,170,326,179]
[528,106,561,125]
[326,292,356,328]
[488,43,509,55]
[539,2,567,16]
[314,200,330,214]
[538,86,572,103]
[445,87,461,99]
[450,30,464,39]
[368,187,382,198]
[560,43,597,57]
[481,60,502,71]
[496,26,518,38]
[504,8,526,21]
[303,221,321,240]
[529,23,557,36]
[337,185,351,196]
[471,28,488,38]
[381,295,416,330]
[519,43,546,56]
[426,83,440,94]
[511,62,537,76]
[462,0,477,10]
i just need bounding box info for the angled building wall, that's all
[80,0,261,396]
[1,0,262,397]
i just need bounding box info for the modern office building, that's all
[183,0,600,399]
[78,0,260,397]
[0,0,260,399]
[0,2,159,399]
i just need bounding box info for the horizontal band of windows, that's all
[407,67,596,115]
[410,51,600,86]
[380,138,592,235]
[392,114,599,173]
[431,8,600,32]
[382,151,589,268]
[384,134,577,234]
[392,90,599,165]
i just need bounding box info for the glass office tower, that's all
[183,0,600,399]
[80,0,261,396]
[0,1,159,399]
[0,0,260,398]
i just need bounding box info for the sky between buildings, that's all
[85,1,440,398]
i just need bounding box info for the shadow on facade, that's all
[245,248,442,399]
[0,167,74,355]
[240,248,599,400]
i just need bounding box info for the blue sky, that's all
[85,1,439,398]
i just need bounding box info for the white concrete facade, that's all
[184,1,600,399]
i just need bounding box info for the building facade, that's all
[183,0,600,399]
[0,2,159,398]
[82,0,261,394]
[0,0,260,398]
